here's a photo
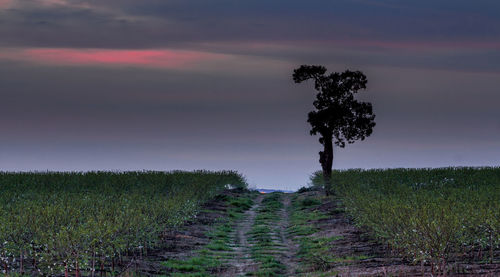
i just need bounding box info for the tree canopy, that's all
[293,65,375,147]
[293,65,376,194]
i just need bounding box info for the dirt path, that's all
[280,194,300,275]
[222,194,263,276]
[222,193,301,276]
[128,189,500,276]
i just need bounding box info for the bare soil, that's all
[117,190,238,276]
[116,189,499,276]
[303,190,500,276]
[220,195,263,276]
[280,194,301,275]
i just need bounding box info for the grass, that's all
[162,191,256,276]
[164,256,221,272]
[226,196,255,219]
[247,192,287,276]
[287,192,371,275]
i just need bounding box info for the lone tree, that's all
[293,65,376,194]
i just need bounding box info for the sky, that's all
[1,0,500,190]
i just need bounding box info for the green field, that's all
[0,170,246,275]
[1,168,498,276]
[312,167,500,273]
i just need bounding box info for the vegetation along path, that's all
[163,191,302,276]
[2,171,498,276]
[223,192,300,276]
[164,187,499,276]
[223,194,263,275]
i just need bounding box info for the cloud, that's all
[0,0,11,9]
[4,0,103,10]
[2,0,499,51]
[0,48,227,68]
[1,0,498,74]
[1,0,500,189]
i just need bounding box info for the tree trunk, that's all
[319,135,333,195]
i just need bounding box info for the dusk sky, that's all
[1,0,500,190]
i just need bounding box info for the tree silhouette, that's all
[293,65,376,194]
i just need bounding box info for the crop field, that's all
[1,168,498,276]
[312,167,500,275]
[0,170,246,276]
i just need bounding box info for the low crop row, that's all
[0,170,247,275]
[313,167,500,274]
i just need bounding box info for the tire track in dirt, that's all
[280,194,300,276]
[221,194,263,276]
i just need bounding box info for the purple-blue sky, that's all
[1,0,500,189]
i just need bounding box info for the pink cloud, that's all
[0,0,12,8]
[1,48,226,69]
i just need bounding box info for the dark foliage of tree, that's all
[293,65,376,194]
